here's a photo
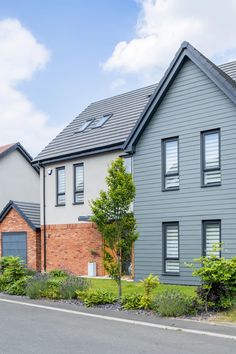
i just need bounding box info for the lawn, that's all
[89,278,196,297]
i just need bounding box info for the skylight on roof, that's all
[76,119,94,133]
[94,113,113,128]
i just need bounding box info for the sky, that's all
[0,0,236,157]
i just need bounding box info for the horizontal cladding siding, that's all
[133,59,236,284]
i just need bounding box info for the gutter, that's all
[39,162,47,272]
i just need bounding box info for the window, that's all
[2,232,27,264]
[163,138,179,190]
[94,113,112,128]
[74,163,84,204]
[163,222,180,274]
[202,130,221,186]
[203,220,221,257]
[56,167,65,206]
[123,156,132,174]
[76,119,94,133]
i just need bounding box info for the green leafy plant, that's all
[0,256,28,295]
[153,289,196,317]
[190,252,236,311]
[78,289,117,307]
[48,269,69,278]
[139,274,159,309]
[121,293,143,310]
[90,158,138,302]
[26,274,52,299]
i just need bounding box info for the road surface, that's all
[0,297,235,354]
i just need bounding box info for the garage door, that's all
[2,232,27,263]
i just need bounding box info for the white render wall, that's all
[40,150,122,225]
[0,150,40,211]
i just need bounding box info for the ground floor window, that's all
[1,232,27,263]
[203,220,221,257]
[163,222,179,274]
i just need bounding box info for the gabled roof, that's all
[0,201,40,230]
[34,41,236,164]
[124,42,236,152]
[0,142,39,173]
[33,85,157,164]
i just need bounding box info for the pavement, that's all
[0,294,235,354]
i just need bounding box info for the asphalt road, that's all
[0,299,235,354]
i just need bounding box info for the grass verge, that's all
[89,278,195,297]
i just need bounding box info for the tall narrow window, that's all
[202,130,221,186]
[56,167,65,206]
[163,138,179,190]
[163,222,180,274]
[74,163,84,204]
[203,220,221,257]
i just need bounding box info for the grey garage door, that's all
[2,232,27,263]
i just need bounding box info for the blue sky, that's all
[0,0,236,155]
[0,0,139,124]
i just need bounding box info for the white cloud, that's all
[110,78,126,91]
[0,19,61,156]
[103,0,236,81]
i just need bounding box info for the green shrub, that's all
[139,274,160,309]
[79,289,117,307]
[5,276,32,296]
[26,274,52,299]
[122,293,143,310]
[0,256,28,294]
[48,269,69,278]
[59,276,90,299]
[191,254,236,311]
[153,289,196,317]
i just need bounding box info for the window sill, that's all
[162,188,179,192]
[73,202,84,205]
[162,272,180,276]
[201,183,221,188]
[55,204,66,207]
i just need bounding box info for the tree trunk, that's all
[118,257,122,303]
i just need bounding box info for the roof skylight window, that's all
[76,119,94,133]
[94,113,113,128]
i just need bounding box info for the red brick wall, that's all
[0,208,41,271]
[41,223,104,276]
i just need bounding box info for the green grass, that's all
[89,278,196,297]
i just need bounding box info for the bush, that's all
[26,274,54,299]
[79,289,117,307]
[0,256,29,295]
[153,289,196,317]
[122,293,143,310]
[139,274,159,309]
[48,269,69,278]
[191,254,236,311]
[6,276,31,296]
[59,276,90,299]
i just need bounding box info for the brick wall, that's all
[41,223,104,276]
[0,208,41,270]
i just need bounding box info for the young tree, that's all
[90,157,138,301]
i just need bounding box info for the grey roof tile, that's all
[0,201,40,230]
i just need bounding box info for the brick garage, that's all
[41,223,104,276]
[0,201,41,271]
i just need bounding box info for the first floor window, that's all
[163,137,179,190]
[203,220,221,257]
[56,167,65,205]
[163,222,180,273]
[74,163,84,204]
[202,129,221,186]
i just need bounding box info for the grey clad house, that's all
[125,42,236,284]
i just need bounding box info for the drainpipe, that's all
[39,163,47,272]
